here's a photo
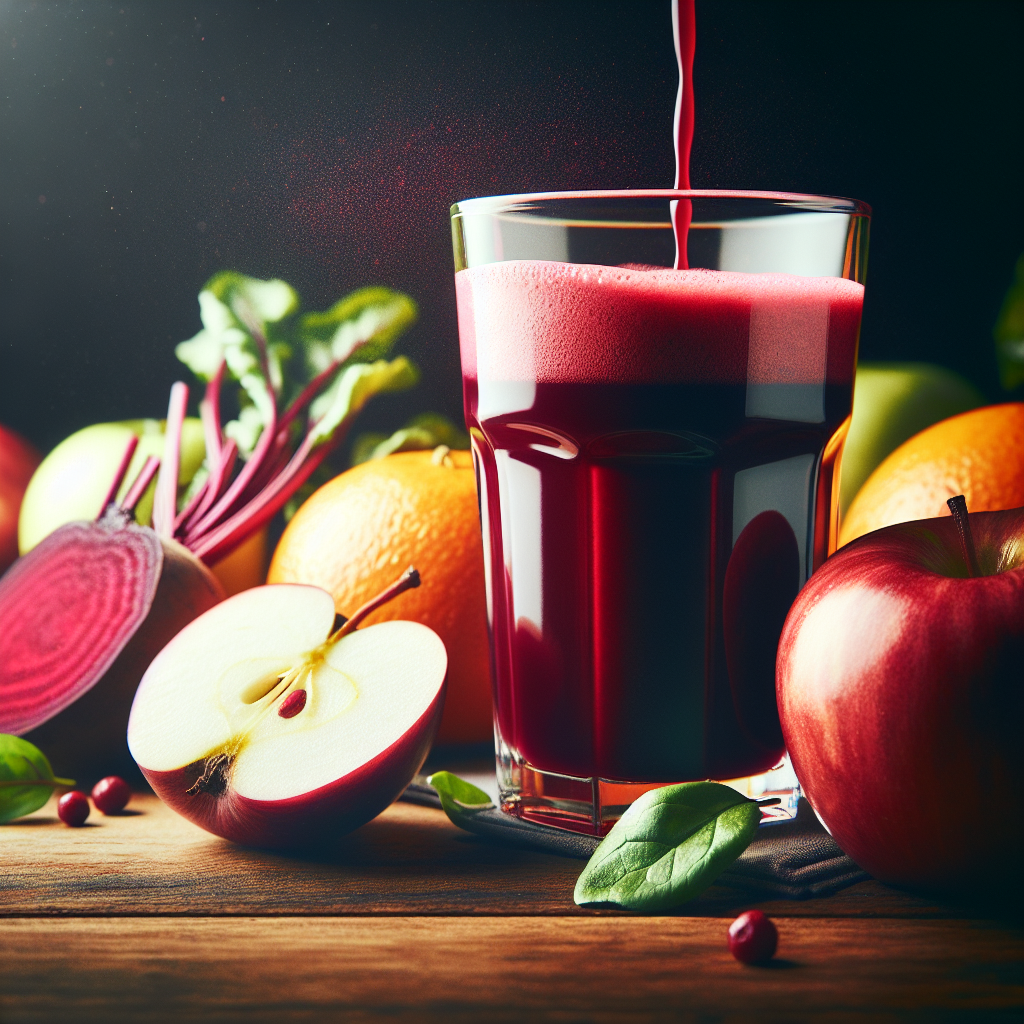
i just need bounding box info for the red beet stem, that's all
[96,435,139,519]
[176,439,238,534]
[334,566,421,638]
[189,428,335,564]
[120,456,161,515]
[184,394,278,541]
[276,334,368,435]
[152,382,189,538]
[202,362,225,461]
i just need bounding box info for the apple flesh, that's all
[777,505,1024,892]
[128,584,447,849]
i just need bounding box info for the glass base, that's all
[496,733,801,837]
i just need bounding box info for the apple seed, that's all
[278,688,307,719]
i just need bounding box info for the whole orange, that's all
[267,448,492,744]
[839,402,1024,546]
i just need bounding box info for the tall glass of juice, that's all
[452,190,869,835]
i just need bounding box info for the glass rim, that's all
[451,188,871,219]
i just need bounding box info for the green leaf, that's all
[298,287,417,374]
[995,254,1024,391]
[206,271,300,328]
[573,782,761,912]
[176,273,300,457]
[0,735,74,824]
[427,771,495,830]
[350,412,471,465]
[307,356,419,448]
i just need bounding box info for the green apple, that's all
[18,419,207,554]
[840,363,983,516]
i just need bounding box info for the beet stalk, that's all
[0,276,418,781]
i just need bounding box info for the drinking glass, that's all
[451,190,870,835]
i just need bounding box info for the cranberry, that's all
[728,910,778,964]
[91,776,131,814]
[57,790,90,827]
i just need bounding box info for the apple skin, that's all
[17,418,266,595]
[140,689,444,850]
[0,424,41,573]
[776,506,1023,892]
[840,362,982,516]
[18,419,207,553]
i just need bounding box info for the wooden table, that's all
[1,792,1021,1022]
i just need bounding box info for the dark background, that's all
[2,0,1022,454]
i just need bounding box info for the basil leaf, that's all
[573,782,761,911]
[995,253,1024,391]
[0,735,74,824]
[427,771,495,829]
[307,356,419,447]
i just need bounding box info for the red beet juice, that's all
[458,260,864,811]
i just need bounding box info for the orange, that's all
[267,448,492,744]
[839,402,1024,546]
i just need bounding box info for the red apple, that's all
[0,424,41,573]
[776,501,1023,892]
[127,582,447,849]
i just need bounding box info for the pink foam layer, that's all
[456,261,864,386]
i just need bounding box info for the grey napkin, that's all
[401,779,868,899]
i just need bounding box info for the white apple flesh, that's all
[128,584,447,849]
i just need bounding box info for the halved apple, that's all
[128,584,447,850]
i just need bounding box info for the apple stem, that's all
[96,435,139,519]
[119,456,162,516]
[946,494,981,578]
[333,566,421,639]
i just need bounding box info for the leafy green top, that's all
[126,272,422,566]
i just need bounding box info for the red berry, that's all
[728,910,778,964]
[91,776,131,814]
[57,791,90,828]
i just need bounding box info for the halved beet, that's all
[0,510,223,779]
[0,287,413,780]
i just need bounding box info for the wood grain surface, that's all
[1,793,1021,1023]
[0,793,959,919]
[1,916,1022,1024]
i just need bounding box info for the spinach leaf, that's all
[0,735,74,823]
[427,771,495,830]
[574,782,760,911]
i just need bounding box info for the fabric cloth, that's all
[400,779,869,899]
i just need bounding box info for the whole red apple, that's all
[0,424,41,573]
[776,502,1023,892]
